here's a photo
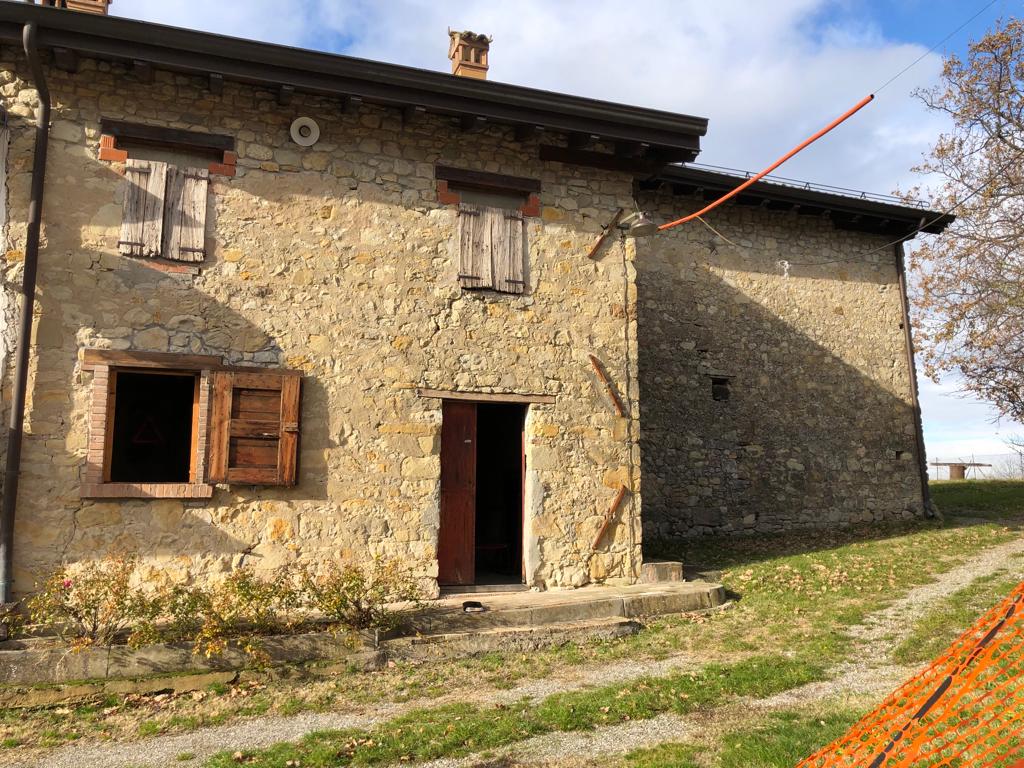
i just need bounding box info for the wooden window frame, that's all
[80,349,301,499]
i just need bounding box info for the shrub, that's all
[299,558,425,633]
[26,556,429,658]
[163,568,299,662]
[0,603,24,640]
[27,555,150,650]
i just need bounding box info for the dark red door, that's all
[438,401,477,585]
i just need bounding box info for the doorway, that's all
[438,400,527,587]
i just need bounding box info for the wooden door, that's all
[438,401,477,585]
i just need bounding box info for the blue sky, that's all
[116,0,1024,470]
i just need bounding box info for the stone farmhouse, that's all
[0,1,950,602]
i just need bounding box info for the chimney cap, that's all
[448,29,492,44]
[448,29,492,80]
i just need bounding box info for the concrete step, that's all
[411,581,725,635]
[440,583,530,595]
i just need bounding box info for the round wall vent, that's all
[290,116,320,147]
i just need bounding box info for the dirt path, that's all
[18,535,1024,768]
[15,649,732,768]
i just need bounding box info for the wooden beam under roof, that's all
[52,46,78,72]
[132,59,153,82]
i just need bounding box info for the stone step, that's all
[410,581,725,635]
[640,560,684,584]
[393,616,644,660]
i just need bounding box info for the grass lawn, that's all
[204,656,822,767]
[931,480,1024,519]
[3,481,1022,761]
[622,707,862,768]
[890,569,1023,665]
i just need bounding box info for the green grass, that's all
[203,656,823,767]
[138,720,161,737]
[717,709,862,767]
[176,753,196,762]
[650,517,1018,666]
[623,742,703,768]
[891,570,1022,665]
[931,480,1024,518]
[622,708,861,768]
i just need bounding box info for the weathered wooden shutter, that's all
[492,208,526,294]
[457,203,491,289]
[163,166,209,262]
[208,370,301,486]
[119,159,167,257]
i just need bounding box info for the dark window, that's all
[110,372,197,483]
[711,377,731,402]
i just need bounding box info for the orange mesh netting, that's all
[798,580,1024,767]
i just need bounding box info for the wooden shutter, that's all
[492,208,526,294]
[457,203,491,289]
[119,159,167,257]
[163,166,209,262]
[208,370,301,486]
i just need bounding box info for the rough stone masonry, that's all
[0,43,925,598]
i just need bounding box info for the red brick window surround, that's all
[434,165,541,217]
[97,118,237,177]
[80,349,302,499]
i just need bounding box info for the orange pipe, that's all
[658,93,875,231]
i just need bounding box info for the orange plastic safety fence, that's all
[797,581,1024,768]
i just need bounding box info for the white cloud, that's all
[113,0,1009,462]
[114,0,948,192]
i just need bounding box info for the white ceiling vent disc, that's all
[290,116,321,147]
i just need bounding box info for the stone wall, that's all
[635,191,926,538]
[0,51,643,597]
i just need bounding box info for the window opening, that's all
[109,371,197,483]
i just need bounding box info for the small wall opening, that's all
[711,376,731,402]
[474,403,526,584]
[110,371,196,482]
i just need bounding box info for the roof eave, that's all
[0,4,707,157]
[645,166,953,239]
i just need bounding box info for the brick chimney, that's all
[41,0,111,15]
[448,30,491,80]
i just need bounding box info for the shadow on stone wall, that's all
[635,233,924,540]
[13,162,337,590]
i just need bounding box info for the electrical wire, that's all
[873,0,1000,95]
[658,94,875,231]
[783,148,1024,266]
[656,0,1000,240]
[685,148,1022,269]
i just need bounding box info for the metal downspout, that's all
[0,22,50,605]
[895,241,933,517]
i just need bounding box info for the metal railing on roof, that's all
[682,162,929,208]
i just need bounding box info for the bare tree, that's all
[909,19,1024,422]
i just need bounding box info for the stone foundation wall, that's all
[635,192,926,538]
[0,52,643,596]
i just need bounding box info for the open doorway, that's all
[438,400,527,587]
